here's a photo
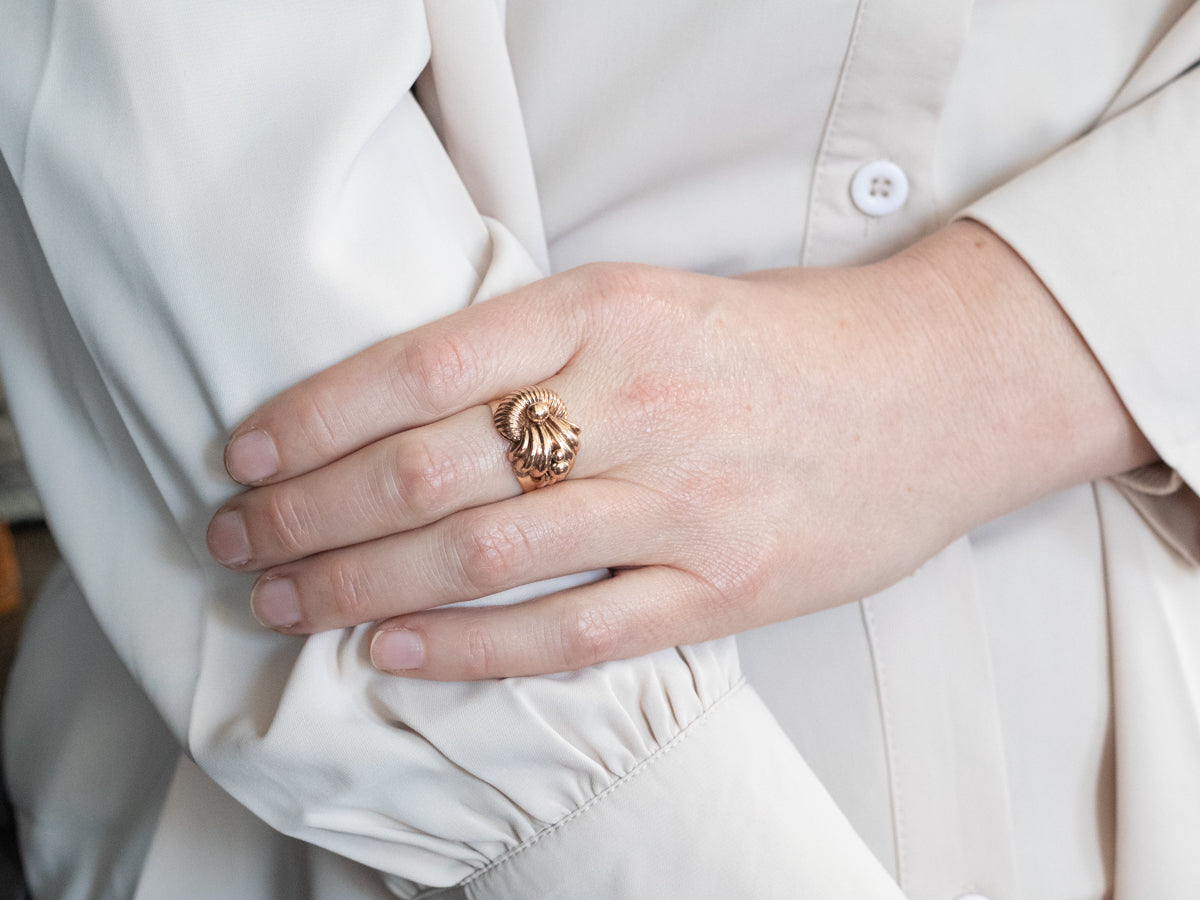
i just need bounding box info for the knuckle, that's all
[576,261,655,309]
[361,451,410,526]
[263,490,314,556]
[455,516,535,594]
[569,262,679,358]
[323,558,374,622]
[644,459,710,522]
[391,333,482,416]
[296,390,349,459]
[390,436,456,519]
[462,625,499,680]
[561,604,623,668]
[701,541,775,609]
[619,369,709,433]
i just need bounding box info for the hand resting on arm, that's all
[206,220,1154,680]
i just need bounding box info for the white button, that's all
[850,160,909,217]
[956,894,991,900]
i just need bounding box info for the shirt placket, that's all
[802,0,971,267]
[802,2,1021,898]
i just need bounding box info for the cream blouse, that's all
[1,2,1198,898]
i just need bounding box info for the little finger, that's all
[368,566,726,680]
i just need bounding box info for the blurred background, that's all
[1,380,53,898]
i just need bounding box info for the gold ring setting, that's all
[492,387,581,492]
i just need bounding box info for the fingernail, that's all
[207,509,252,567]
[371,628,425,671]
[226,429,279,483]
[251,576,300,629]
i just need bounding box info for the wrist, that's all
[871,220,1155,533]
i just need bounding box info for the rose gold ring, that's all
[491,386,580,492]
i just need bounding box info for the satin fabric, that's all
[1,2,1198,897]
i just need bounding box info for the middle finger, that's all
[248,476,661,633]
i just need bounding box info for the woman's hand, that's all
[206,221,1153,680]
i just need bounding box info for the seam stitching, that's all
[457,676,749,890]
[861,597,906,884]
[800,0,871,266]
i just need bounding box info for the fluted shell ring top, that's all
[492,387,581,492]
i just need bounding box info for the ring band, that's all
[491,387,581,492]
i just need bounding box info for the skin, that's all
[206,220,1155,680]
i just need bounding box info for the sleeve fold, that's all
[964,55,1200,561]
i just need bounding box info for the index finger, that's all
[223,278,583,485]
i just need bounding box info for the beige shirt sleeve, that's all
[0,2,906,896]
[965,9,1200,561]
